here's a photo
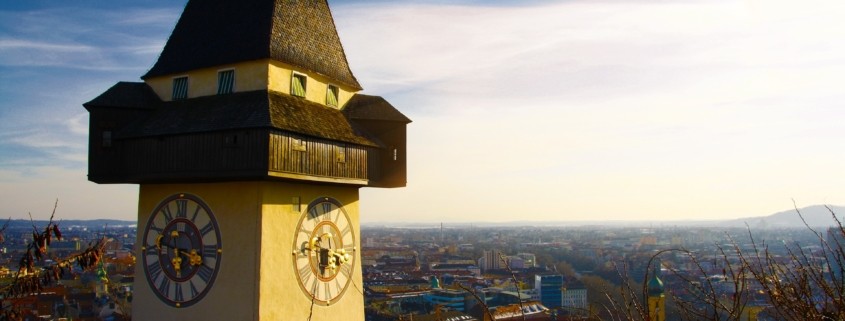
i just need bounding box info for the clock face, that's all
[142,193,222,308]
[292,197,356,305]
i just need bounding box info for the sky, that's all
[1,0,844,223]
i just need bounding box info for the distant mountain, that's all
[363,205,845,229]
[718,205,845,229]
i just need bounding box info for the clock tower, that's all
[83,1,410,320]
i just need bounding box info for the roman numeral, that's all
[322,203,332,220]
[298,224,311,237]
[189,281,200,298]
[307,275,318,297]
[174,282,184,302]
[340,224,352,239]
[197,265,214,283]
[199,222,214,236]
[148,262,163,281]
[161,205,174,222]
[158,277,171,296]
[203,245,218,259]
[324,282,332,300]
[334,277,342,290]
[339,264,352,279]
[176,199,188,218]
[191,206,201,222]
[298,264,312,281]
[148,224,163,233]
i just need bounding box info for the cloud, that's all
[337,0,845,222]
[0,39,94,52]
[0,6,177,70]
[65,113,89,136]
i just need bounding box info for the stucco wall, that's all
[133,181,364,321]
[145,59,356,108]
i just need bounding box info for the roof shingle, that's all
[343,94,412,123]
[116,87,378,147]
[143,0,361,90]
[83,82,160,110]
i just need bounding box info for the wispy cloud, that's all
[337,0,845,222]
[0,39,93,52]
[0,6,178,70]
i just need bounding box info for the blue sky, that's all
[2,0,845,222]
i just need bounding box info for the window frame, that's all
[291,72,307,98]
[326,84,339,107]
[217,69,235,95]
[172,76,189,100]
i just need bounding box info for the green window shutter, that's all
[172,77,188,100]
[217,70,234,94]
[291,74,306,97]
[326,84,338,107]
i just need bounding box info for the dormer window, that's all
[291,73,307,97]
[217,69,234,95]
[172,76,188,100]
[326,84,339,107]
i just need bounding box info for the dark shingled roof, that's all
[343,94,411,123]
[83,82,160,110]
[143,0,362,90]
[117,87,378,147]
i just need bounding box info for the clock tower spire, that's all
[84,1,410,320]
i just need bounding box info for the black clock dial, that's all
[292,197,356,305]
[142,193,222,308]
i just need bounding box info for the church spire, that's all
[143,0,361,90]
[647,260,666,321]
[647,262,665,297]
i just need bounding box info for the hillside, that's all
[719,205,845,229]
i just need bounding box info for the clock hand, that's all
[155,232,203,266]
[305,233,351,272]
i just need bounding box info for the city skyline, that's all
[2,0,845,222]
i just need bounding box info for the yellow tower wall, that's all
[267,60,356,108]
[145,59,357,108]
[133,181,363,321]
[145,60,269,101]
[256,181,363,320]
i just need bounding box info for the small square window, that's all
[223,134,238,147]
[326,84,339,107]
[291,73,307,97]
[102,131,112,148]
[172,76,188,100]
[217,70,234,95]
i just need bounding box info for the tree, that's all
[604,205,845,321]
[0,201,110,320]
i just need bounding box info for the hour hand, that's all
[155,234,164,250]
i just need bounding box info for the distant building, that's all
[458,244,475,251]
[517,253,536,268]
[425,289,471,312]
[430,263,481,276]
[506,256,525,270]
[534,274,563,309]
[411,310,478,321]
[479,249,505,272]
[561,280,588,316]
[488,301,550,321]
